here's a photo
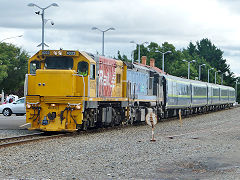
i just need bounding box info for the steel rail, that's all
[0,125,134,148]
[0,132,69,148]
[0,132,44,142]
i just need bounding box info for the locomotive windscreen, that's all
[45,57,73,70]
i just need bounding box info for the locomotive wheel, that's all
[82,120,89,131]
[129,108,134,125]
[111,109,117,127]
[128,115,134,125]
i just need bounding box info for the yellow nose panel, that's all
[35,70,75,96]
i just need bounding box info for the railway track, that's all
[1,106,238,148]
[0,124,135,148]
[0,132,69,148]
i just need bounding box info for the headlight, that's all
[76,105,81,110]
[26,104,31,109]
[51,104,56,107]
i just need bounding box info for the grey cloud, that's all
[0,0,240,75]
[218,0,240,14]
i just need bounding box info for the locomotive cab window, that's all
[45,57,73,69]
[30,60,40,74]
[78,61,89,77]
[90,64,95,79]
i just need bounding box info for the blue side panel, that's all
[212,97,220,104]
[127,70,148,96]
[138,94,157,100]
[127,69,157,100]
[220,98,228,104]
[167,96,177,106]
[178,97,191,106]
[166,96,191,108]
[229,97,235,103]
[192,97,207,106]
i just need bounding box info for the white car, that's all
[0,97,26,116]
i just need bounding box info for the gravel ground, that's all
[0,114,27,130]
[0,114,38,138]
[0,107,240,179]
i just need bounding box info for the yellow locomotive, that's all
[25,50,128,132]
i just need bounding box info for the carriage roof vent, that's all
[141,56,147,65]
[150,58,155,67]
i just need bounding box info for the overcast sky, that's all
[0,0,240,76]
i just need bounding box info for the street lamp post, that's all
[92,27,115,56]
[236,79,239,102]
[214,70,221,84]
[1,89,4,104]
[182,59,196,79]
[28,3,59,50]
[131,50,134,64]
[198,64,206,81]
[235,79,240,102]
[159,51,171,73]
[0,35,23,43]
[221,73,224,85]
[130,41,148,63]
[208,68,214,83]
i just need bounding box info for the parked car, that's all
[0,97,26,116]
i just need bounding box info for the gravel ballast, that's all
[0,107,240,179]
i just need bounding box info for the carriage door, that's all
[89,64,96,97]
[77,61,89,97]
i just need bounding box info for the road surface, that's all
[0,115,26,129]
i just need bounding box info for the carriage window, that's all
[230,91,235,97]
[149,77,153,89]
[45,57,73,69]
[221,89,228,96]
[187,85,191,95]
[78,61,89,76]
[90,64,95,79]
[194,86,206,96]
[30,60,40,74]
[213,88,219,96]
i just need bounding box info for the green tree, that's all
[0,43,29,96]
[191,38,235,86]
[187,42,197,57]
[125,39,236,94]
[116,50,130,62]
[117,50,122,60]
[133,44,148,62]
[0,60,7,82]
